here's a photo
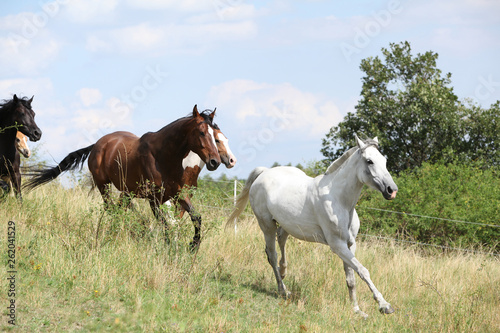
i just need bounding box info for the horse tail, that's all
[23,144,95,192]
[225,167,267,230]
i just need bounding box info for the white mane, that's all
[325,147,358,175]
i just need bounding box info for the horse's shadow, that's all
[214,273,303,303]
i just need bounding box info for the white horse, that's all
[226,135,398,317]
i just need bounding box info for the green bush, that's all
[357,162,500,253]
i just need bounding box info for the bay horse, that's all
[0,95,42,198]
[226,135,398,317]
[25,105,221,248]
[176,122,237,218]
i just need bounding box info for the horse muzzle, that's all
[206,158,221,171]
[20,149,31,158]
[383,184,398,200]
[28,128,42,142]
[221,155,237,169]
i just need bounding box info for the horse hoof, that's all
[379,304,395,314]
[354,308,368,319]
[279,289,291,299]
[189,240,200,252]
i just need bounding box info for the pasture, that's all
[1,181,499,332]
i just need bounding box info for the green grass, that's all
[1,183,499,332]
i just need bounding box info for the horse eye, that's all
[200,131,206,137]
[367,159,374,165]
[215,139,220,143]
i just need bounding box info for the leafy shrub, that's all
[357,162,500,252]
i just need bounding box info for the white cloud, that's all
[0,77,53,99]
[62,0,119,23]
[0,12,61,75]
[126,0,212,12]
[72,96,134,147]
[207,79,343,138]
[77,88,103,107]
[86,20,257,55]
[188,4,259,24]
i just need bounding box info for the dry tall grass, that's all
[1,184,499,332]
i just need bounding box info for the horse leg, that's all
[149,198,170,242]
[178,198,202,251]
[0,179,10,197]
[257,216,290,298]
[118,192,134,210]
[343,242,368,318]
[12,170,22,202]
[96,181,114,210]
[329,239,394,314]
[277,227,289,279]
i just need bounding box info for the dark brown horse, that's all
[0,95,42,198]
[25,105,221,248]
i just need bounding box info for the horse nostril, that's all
[33,129,42,140]
[209,159,218,169]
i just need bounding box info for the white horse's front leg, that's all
[331,241,394,314]
[343,241,368,318]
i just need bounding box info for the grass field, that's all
[1,183,499,332]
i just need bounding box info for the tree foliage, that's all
[322,41,499,173]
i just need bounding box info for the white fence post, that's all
[233,179,238,234]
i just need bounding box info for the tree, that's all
[459,100,499,167]
[322,41,465,173]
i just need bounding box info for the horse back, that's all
[249,166,324,242]
[250,167,313,217]
[88,131,146,193]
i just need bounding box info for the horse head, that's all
[15,132,31,158]
[188,105,221,171]
[11,95,42,142]
[355,135,398,200]
[213,126,237,169]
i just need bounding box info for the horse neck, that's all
[320,151,364,210]
[0,127,17,156]
[150,118,193,162]
[0,105,14,128]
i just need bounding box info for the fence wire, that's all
[197,179,499,256]
[356,206,500,228]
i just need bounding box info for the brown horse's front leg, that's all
[178,197,202,252]
[149,198,171,243]
[12,171,22,203]
[0,179,10,198]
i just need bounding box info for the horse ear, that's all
[355,134,366,149]
[192,104,200,118]
[373,136,379,144]
[13,94,18,102]
[28,95,34,105]
[209,108,216,121]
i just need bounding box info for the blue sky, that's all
[1,0,499,180]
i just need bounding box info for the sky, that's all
[1,0,499,181]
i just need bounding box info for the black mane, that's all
[200,109,219,130]
[0,96,32,116]
[1,95,30,108]
[184,109,219,129]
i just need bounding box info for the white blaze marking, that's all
[207,126,217,150]
[217,132,234,160]
[182,150,205,170]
